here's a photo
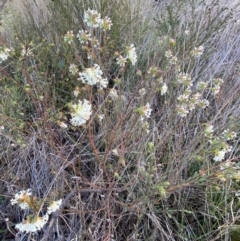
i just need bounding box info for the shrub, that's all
[0,0,239,240]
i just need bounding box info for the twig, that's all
[41,188,76,241]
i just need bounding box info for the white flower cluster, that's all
[47,199,62,214]
[16,214,49,233]
[78,64,108,89]
[64,31,74,44]
[142,103,152,118]
[136,103,152,133]
[116,55,127,67]
[211,78,224,95]
[100,16,113,31]
[0,47,10,63]
[217,161,239,181]
[126,44,137,66]
[213,145,232,162]
[84,9,102,27]
[175,73,210,117]
[147,66,158,77]
[69,64,79,75]
[204,124,214,138]
[176,105,189,117]
[204,125,237,162]
[169,56,178,65]
[165,50,178,65]
[70,99,92,126]
[64,10,111,47]
[165,50,173,58]
[197,81,208,91]
[223,129,237,141]
[76,30,92,44]
[161,83,168,95]
[84,9,101,27]
[138,103,152,122]
[139,88,146,96]
[176,90,209,117]
[11,189,32,210]
[21,43,33,57]
[84,9,112,31]
[11,189,62,233]
[109,88,118,100]
[190,45,204,57]
[116,44,138,67]
[177,73,192,87]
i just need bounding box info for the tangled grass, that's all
[0,0,240,240]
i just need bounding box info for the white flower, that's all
[84,9,102,28]
[15,214,49,233]
[165,50,173,58]
[109,88,118,100]
[47,199,62,214]
[190,46,204,57]
[116,55,127,67]
[223,129,237,141]
[91,36,100,48]
[69,64,79,75]
[21,44,33,57]
[176,105,189,117]
[79,65,101,85]
[126,44,137,66]
[197,99,209,109]
[97,114,104,121]
[70,99,92,126]
[0,52,9,62]
[140,103,152,119]
[226,145,233,153]
[204,124,214,138]
[64,31,74,44]
[147,66,158,77]
[213,78,224,86]
[16,221,37,233]
[161,83,168,95]
[191,93,201,102]
[219,161,232,171]
[112,149,119,156]
[177,94,189,104]
[76,30,91,44]
[211,78,224,95]
[197,81,208,91]
[11,189,32,210]
[0,48,10,62]
[188,102,196,111]
[98,76,108,89]
[236,192,240,199]
[139,88,146,96]
[58,121,68,129]
[73,86,80,97]
[169,56,178,65]
[143,103,152,118]
[213,149,226,162]
[211,85,221,95]
[79,64,107,88]
[169,38,176,46]
[100,16,113,31]
[177,73,192,86]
